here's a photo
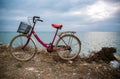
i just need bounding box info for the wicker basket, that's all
[17,22,31,34]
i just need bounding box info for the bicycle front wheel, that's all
[9,34,37,61]
[56,34,81,60]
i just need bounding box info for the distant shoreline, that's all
[0,42,3,45]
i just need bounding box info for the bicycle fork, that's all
[22,34,31,49]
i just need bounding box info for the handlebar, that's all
[33,16,43,23]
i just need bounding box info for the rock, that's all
[114,54,120,61]
[68,60,73,64]
[83,47,117,63]
[110,60,120,69]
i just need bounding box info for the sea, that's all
[0,32,120,56]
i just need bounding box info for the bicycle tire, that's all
[56,34,81,60]
[9,34,37,61]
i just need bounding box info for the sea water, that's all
[0,32,120,56]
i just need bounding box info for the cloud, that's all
[65,0,120,22]
[0,0,120,32]
[85,0,120,21]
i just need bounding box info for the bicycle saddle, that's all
[52,24,63,29]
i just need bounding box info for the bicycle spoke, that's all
[9,34,36,61]
[56,34,81,60]
[68,36,73,46]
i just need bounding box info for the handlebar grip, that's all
[38,19,43,22]
[33,16,40,23]
[33,16,43,23]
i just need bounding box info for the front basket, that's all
[17,22,31,34]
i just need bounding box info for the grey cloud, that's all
[0,0,120,31]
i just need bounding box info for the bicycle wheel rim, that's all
[56,34,81,60]
[9,35,36,61]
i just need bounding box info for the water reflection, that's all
[78,32,120,56]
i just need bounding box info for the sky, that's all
[0,0,120,32]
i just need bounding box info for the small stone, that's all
[73,73,77,76]
[68,60,73,64]
[87,73,90,76]
[96,66,99,69]
[83,63,88,66]
[16,63,22,68]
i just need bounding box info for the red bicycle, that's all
[9,16,81,61]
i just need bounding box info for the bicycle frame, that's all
[32,28,58,48]
[23,23,59,51]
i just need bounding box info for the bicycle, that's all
[9,16,81,61]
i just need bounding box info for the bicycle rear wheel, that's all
[56,34,81,60]
[9,34,37,61]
